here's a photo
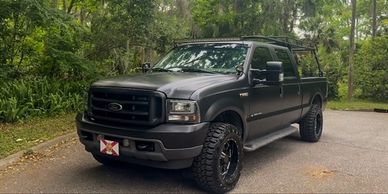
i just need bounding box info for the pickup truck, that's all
[76,36,328,193]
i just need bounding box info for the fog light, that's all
[123,139,130,147]
[135,141,155,152]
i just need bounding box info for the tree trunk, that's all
[372,0,377,38]
[80,8,85,24]
[348,0,357,100]
[145,48,152,64]
[67,0,75,14]
[282,0,290,34]
[290,0,297,33]
[234,0,244,33]
[176,0,189,18]
[62,0,67,12]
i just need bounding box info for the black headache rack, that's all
[175,36,323,77]
[175,36,314,51]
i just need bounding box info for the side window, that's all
[251,47,273,69]
[295,51,320,77]
[275,49,296,77]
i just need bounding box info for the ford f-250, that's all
[76,36,328,193]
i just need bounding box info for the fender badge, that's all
[239,92,249,97]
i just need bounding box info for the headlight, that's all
[167,100,200,123]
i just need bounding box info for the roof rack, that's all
[174,36,322,76]
[175,36,315,51]
[241,35,315,51]
[174,37,241,44]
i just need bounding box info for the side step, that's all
[243,126,298,152]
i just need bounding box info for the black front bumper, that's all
[76,113,209,169]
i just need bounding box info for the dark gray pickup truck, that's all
[76,36,328,193]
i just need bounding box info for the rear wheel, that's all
[192,123,243,193]
[299,104,323,142]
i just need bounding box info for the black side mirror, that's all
[251,61,283,85]
[265,61,284,84]
[142,62,151,73]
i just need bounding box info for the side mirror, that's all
[142,62,151,73]
[251,61,283,85]
[265,61,284,84]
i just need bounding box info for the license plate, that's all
[100,139,120,156]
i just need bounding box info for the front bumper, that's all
[76,113,209,169]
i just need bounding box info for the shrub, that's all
[355,35,388,102]
[0,77,90,123]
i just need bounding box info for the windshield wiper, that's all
[153,67,216,74]
[152,68,174,72]
[179,68,216,74]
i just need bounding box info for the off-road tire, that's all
[192,123,243,193]
[92,154,121,166]
[300,104,323,142]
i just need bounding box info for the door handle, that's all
[297,85,301,95]
[280,86,284,98]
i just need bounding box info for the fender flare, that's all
[310,92,324,108]
[203,99,248,140]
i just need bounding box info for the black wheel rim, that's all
[219,139,239,182]
[314,113,323,136]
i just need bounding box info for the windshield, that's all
[153,43,248,74]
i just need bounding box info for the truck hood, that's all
[91,72,236,99]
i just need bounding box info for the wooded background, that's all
[0,0,387,122]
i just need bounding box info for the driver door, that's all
[247,46,284,141]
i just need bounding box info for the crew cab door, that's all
[273,48,302,125]
[247,46,284,141]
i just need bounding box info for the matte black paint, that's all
[76,40,328,169]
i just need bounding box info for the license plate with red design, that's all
[100,139,120,157]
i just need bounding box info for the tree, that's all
[355,35,388,101]
[0,0,49,78]
[371,0,377,38]
[348,0,356,100]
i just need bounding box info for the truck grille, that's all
[88,87,165,126]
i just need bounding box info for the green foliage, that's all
[0,78,89,122]
[318,48,347,100]
[40,11,93,80]
[327,100,388,111]
[191,0,289,37]
[0,0,49,78]
[0,0,387,123]
[355,35,388,102]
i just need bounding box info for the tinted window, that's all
[275,49,296,77]
[154,43,248,74]
[251,47,272,69]
[295,51,320,77]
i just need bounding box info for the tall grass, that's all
[0,77,90,123]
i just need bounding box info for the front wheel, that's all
[192,123,243,193]
[299,104,323,142]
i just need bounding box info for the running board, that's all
[243,126,298,152]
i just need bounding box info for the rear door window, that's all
[274,49,297,78]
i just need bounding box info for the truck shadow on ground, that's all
[72,132,307,192]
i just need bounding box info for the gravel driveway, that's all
[0,110,387,193]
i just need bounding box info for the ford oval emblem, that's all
[107,102,123,112]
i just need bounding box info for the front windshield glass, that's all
[153,43,248,74]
